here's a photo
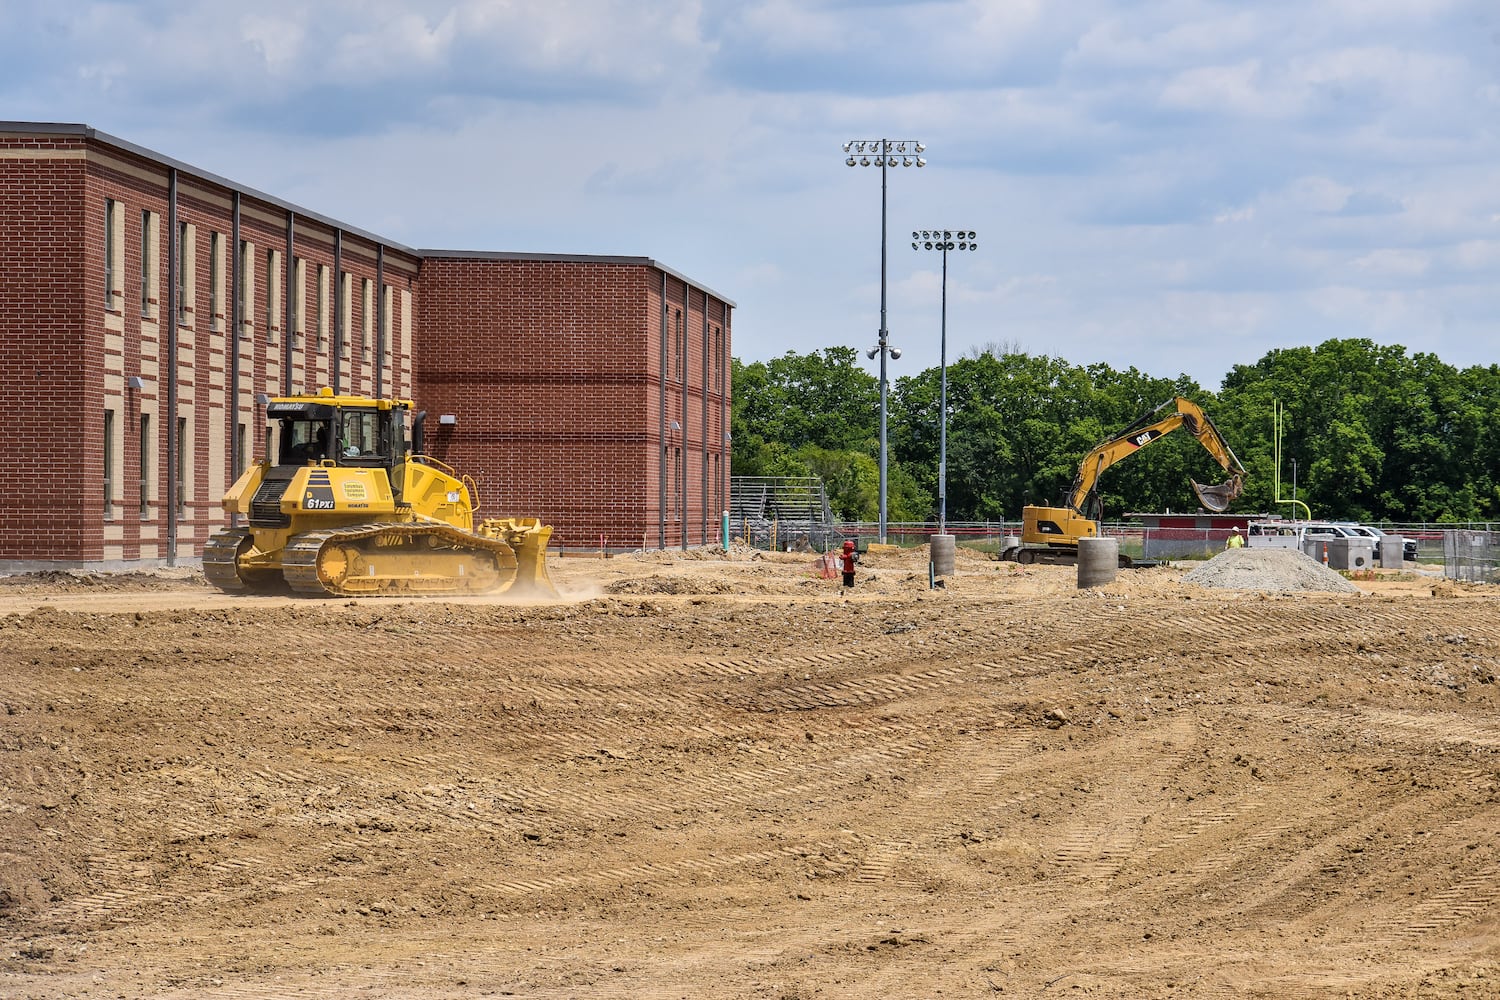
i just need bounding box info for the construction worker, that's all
[1226,527,1245,549]
[840,540,859,589]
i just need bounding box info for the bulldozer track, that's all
[200,527,254,592]
[279,523,517,596]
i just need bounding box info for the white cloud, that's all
[238,14,308,72]
[4,0,1499,385]
[1349,248,1432,279]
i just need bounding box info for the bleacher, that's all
[728,477,838,550]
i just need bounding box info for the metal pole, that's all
[845,138,924,544]
[939,243,948,534]
[912,228,974,537]
[878,152,889,544]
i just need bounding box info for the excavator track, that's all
[280,522,519,597]
[203,528,286,593]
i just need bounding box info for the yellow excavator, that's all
[1004,396,1246,565]
[203,388,556,597]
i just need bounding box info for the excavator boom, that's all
[1066,397,1246,518]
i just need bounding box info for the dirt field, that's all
[2,546,1498,999]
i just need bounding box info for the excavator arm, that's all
[1066,397,1247,518]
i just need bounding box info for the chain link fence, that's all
[1443,529,1500,584]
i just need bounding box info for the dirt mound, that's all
[1181,547,1361,593]
[0,568,199,591]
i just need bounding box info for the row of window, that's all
[667,307,729,394]
[103,198,392,359]
[102,408,249,520]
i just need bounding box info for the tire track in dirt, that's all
[468,839,847,901]
[1044,715,1198,880]
[1362,863,1500,941]
[846,735,1044,888]
[1229,703,1500,755]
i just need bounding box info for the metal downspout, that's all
[375,247,385,398]
[701,294,709,546]
[677,288,687,549]
[165,169,179,566]
[331,230,342,393]
[284,211,295,395]
[659,271,668,550]
[679,286,688,550]
[721,299,729,521]
[229,192,241,523]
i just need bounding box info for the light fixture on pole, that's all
[844,138,925,543]
[911,230,977,535]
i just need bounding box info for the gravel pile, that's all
[1181,548,1361,593]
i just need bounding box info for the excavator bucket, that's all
[1192,475,1244,514]
[479,517,558,597]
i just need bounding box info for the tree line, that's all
[729,338,1500,525]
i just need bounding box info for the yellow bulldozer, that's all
[203,388,556,597]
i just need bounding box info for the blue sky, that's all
[5,0,1499,389]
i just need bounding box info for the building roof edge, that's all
[419,250,736,308]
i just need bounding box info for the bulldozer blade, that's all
[506,521,558,597]
[1192,475,1244,513]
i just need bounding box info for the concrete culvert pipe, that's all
[931,534,956,577]
[1077,537,1119,589]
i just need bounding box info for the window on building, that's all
[209,231,223,327]
[139,413,151,519]
[674,447,684,521]
[176,417,189,515]
[339,271,351,358]
[177,222,186,326]
[714,327,723,395]
[361,278,373,358]
[317,264,328,349]
[293,256,305,345]
[381,284,392,356]
[104,199,117,308]
[140,210,154,318]
[238,240,251,334]
[266,249,279,341]
[675,309,685,384]
[104,408,115,518]
[235,422,247,478]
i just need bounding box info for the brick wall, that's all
[415,256,732,549]
[0,138,90,561]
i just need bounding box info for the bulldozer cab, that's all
[268,401,404,470]
[269,393,416,507]
[266,400,337,467]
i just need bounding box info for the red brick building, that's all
[0,122,732,569]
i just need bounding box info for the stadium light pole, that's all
[911,229,977,534]
[844,139,925,543]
